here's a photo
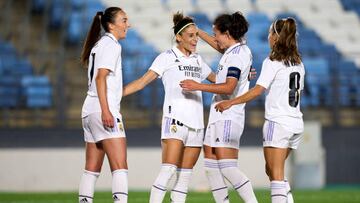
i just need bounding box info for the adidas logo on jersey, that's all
[215,138,220,142]
[175,59,180,62]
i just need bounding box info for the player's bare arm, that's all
[215,84,266,112]
[180,77,237,95]
[206,72,216,83]
[198,29,224,54]
[96,68,114,128]
[123,70,158,97]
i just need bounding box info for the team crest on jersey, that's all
[116,118,124,131]
[216,64,224,74]
[118,122,124,131]
[171,125,177,133]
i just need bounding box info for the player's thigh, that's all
[214,147,239,160]
[85,142,105,172]
[203,145,217,159]
[102,137,127,171]
[179,146,202,168]
[162,139,184,166]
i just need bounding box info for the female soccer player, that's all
[180,12,258,203]
[122,12,215,203]
[79,7,130,203]
[215,18,305,203]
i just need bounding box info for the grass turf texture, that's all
[1,188,359,203]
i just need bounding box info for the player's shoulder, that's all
[96,36,120,52]
[159,49,177,58]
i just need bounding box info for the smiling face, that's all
[176,24,199,56]
[109,11,130,40]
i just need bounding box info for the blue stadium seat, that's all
[48,0,66,29]
[303,57,333,106]
[21,76,52,108]
[0,76,20,108]
[66,12,84,45]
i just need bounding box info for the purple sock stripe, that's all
[171,189,187,194]
[113,192,128,196]
[219,162,237,169]
[177,168,192,172]
[79,195,93,199]
[153,184,166,191]
[162,163,177,168]
[212,186,228,192]
[204,162,219,167]
[234,180,250,190]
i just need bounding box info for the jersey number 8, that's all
[289,72,300,107]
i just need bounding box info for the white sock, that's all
[285,178,294,203]
[219,159,257,203]
[270,181,287,203]
[170,168,192,203]
[204,158,229,203]
[79,170,100,203]
[112,169,128,203]
[150,164,177,203]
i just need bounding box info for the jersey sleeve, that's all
[199,56,212,81]
[149,52,169,78]
[256,58,277,89]
[225,54,244,80]
[96,43,120,72]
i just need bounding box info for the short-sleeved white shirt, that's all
[256,57,305,133]
[208,43,252,126]
[149,46,212,129]
[81,33,123,118]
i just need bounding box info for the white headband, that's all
[176,22,195,35]
[273,20,280,37]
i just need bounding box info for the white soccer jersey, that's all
[150,46,212,129]
[81,33,123,118]
[208,42,252,126]
[256,57,305,133]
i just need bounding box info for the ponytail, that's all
[80,7,123,67]
[270,18,301,66]
[80,12,103,67]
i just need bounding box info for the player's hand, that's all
[215,100,232,113]
[180,79,199,91]
[248,66,257,81]
[101,110,114,128]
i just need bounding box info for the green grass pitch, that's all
[1,188,359,203]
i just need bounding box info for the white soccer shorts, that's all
[82,112,126,143]
[262,120,302,149]
[161,117,204,147]
[204,120,244,149]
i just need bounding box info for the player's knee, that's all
[85,162,103,172]
[110,160,128,171]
